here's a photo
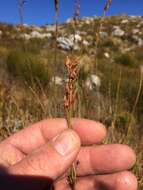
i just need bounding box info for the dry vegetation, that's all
[0,12,143,190]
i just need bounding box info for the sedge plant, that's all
[72,0,80,44]
[18,0,26,28]
[64,56,80,187]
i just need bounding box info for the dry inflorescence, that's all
[64,56,79,112]
[54,0,59,34]
[18,0,26,27]
[104,0,112,13]
[54,0,59,13]
[64,56,80,186]
[74,0,80,22]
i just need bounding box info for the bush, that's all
[78,55,92,82]
[115,53,137,67]
[7,50,51,87]
[25,38,46,54]
[115,111,136,129]
[0,46,9,57]
[100,37,119,51]
[134,47,143,62]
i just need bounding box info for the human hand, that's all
[0,119,137,190]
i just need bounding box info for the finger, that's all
[2,119,106,154]
[76,144,136,176]
[8,130,80,180]
[55,171,137,190]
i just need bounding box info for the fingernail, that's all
[53,130,80,156]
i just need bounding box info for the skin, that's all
[0,118,137,190]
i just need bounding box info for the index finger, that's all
[1,118,106,154]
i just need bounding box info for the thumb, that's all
[8,129,81,180]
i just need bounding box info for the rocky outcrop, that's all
[51,76,63,85]
[57,37,74,50]
[20,31,52,40]
[85,74,101,90]
[112,26,125,37]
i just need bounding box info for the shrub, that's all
[78,55,92,82]
[100,37,119,51]
[0,46,9,57]
[134,47,143,62]
[115,53,137,67]
[7,50,51,87]
[115,111,136,129]
[25,38,46,54]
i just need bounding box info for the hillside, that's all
[0,16,143,189]
[1,16,143,52]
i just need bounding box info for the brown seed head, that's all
[64,56,79,110]
[104,0,112,12]
[54,0,59,12]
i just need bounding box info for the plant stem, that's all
[66,108,77,186]
[64,56,79,187]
